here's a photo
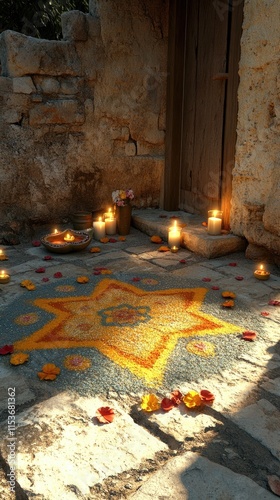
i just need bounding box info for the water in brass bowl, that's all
[41,229,92,254]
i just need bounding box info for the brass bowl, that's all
[41,229,92,254]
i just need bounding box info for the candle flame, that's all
[54,229,58,234]
[260,264,263,270]
[0,250,2,255]
[1,270,4,276]
[98,216,102,222]
[173,220,177,229]
[213,210,217,218]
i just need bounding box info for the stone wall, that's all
[0,0,168,234]
[231,0,280,257]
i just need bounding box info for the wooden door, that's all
[164,0,244,228]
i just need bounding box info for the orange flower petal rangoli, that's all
[38,363,60,380]
[10,352,29,365]
[141,394,160,412]
[183,390,202,409]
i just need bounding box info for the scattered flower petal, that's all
[202,221,207,227]
[202,277,211,282]
[221,291,236,299]
[242,330,257,341]
[132,277,141,282]
[235,276,244,281]
[10,353,29,365]
[32,240,41,247]
[35,267,45,273]
[179,259,186,264]
[118,236,126,241]
[200,390,215,403]
[170,390,183,406]
[109,238,117,243]
[229,262,237,267]
[183,390,202,409]
[93,271,101,275]
[100,269,112,275]
[150,235,163,244]
[158,246,170,252]
[43,255,53,260]
[222,299,235,308]
[89,247,101,253]
[0,344,14,355]
[100,237,109,243]
[261,311,270,317]
[161,397,175,412]
[141,394,160,412]
[54,272,63,278]
[267,475,280,496]
[38,363,60,380]
[42,277,49,282]
[211,286,220,290]
[96,406,115,424]
[76,276,89,283]
[20,280,36,290]
[268,300,280,306]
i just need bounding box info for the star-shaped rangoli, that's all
[14,279,241,383]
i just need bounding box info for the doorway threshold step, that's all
[132,209,247,259]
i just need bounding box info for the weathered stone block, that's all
[0,76,12,92]
[125,141,136,156]
[29,100,85,125]
[12,76,36,94]
[0,30,81,77]
[87,14,101,39]
[61,10,88,41]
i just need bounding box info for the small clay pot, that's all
[71,212,93,230]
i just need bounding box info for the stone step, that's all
[132,209,247,259]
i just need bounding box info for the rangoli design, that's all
[14,278,242,384]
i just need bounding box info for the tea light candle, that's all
[170,246,179,253]
[93,217,106,240]
[0,270,10,284]
[254,264,270,280]
[64,232,75,242]
[105,216,116,235]
[0,249,7,261]
[168,220,181,249]
[104,207,113,220]
[207,210,222,235]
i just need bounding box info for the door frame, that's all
[164,0,244,229]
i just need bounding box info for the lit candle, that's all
[207,210,222,235]
[0,249,7,261]
[105,216,117,235]
[0,269,10,284]
[64,232,75,242]
[254,264,270,280]
[53,228,59,234]
[168,220,181,250]
[93,217,106,240]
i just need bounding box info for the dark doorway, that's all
[164,0,244,229]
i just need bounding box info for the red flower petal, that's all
[179,259,186,264]
[211,286,220,290]
[161,397,175,412]
[42,277,49,282]
[170,390,183,406]
[35,267,45,273]
[32,240,41,247]
[132,277,141,282]
[54,272,62,278]
[200,390,215,402]
[0,344,14,355]
[109,238,117,243]
[235,276,244,280]
[43,255,53,261]
[268,300,280,306]
[202,277,211,282]
[96,406,115,423]
[261,311,270,317]
[242,330,257,341]
[229,262,237,267]
[93,271,101,275]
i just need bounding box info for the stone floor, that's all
[0,209,279,499]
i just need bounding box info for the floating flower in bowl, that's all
[41,229,92,254]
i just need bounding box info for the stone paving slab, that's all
[129,452,276,499]
[229,399,280,460]
[0,392,168,499]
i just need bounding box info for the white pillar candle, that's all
[168,221,181,248]
[207,210,222,235]
[105,217,116,235]
[93,217,106,240]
